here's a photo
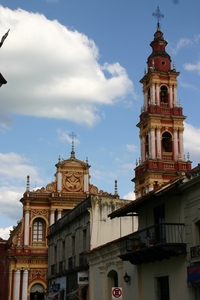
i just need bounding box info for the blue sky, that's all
[0,0,200,239]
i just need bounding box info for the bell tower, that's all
[133,7,192,199]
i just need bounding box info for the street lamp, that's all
[123,272,131,284]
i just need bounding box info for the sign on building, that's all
[112,287,122,300]
[78,272,89,284]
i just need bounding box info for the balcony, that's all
[119,223,186,265]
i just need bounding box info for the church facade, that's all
[0,141,119,300]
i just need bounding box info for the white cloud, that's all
[0,152,42,183]
[0,226,13,240]
[184,122,200,163]
[179,80,199,92]
[122,163,135,171]
[0,152,46,227]
[123,191,135,200]
[0,6,133,127]
[0,185,23,221]
[126,144,138,152]
[183,60,200,75]
[170,37,192,55]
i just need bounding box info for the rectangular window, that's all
[154,204,166,243]
[155,276,170,300]
[72,235,75,256]
[83,229,86,252]
[54,246,57,264]
[62,240,65,260]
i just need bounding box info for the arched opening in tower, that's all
[160,86,168,105]
[162,132,172,153]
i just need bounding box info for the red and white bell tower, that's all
[133,7,192,199]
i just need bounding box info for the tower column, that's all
[174,86,178,106]
[156,84,160,105]
[22,270,28,300]
[151,84,155,104]
[144,91,148,110]
[141,135,146,163]
[150,129,156,158]
[84,174,89,192]
[57,210,62,220]
[169,85,173,107]
[148,131,151,157]
[156,127,161,158]
[50,210,55,225]
[179,130,184,160]
[173,130,178,160]
[57,171,62,192]
[24,210,30,245]
[13,269,21,300]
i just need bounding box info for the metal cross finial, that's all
[152,6,164,29]
[69,131,77,158]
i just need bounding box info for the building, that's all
[0,139,115,300]
[87,7,200,300]
[47,194,136,300]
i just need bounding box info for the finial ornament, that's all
[152,6,164,29]
[26,175,30,192]
[114,180,118,196]
[69,131,77,158]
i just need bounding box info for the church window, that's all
[32,218,45,241]
[160,86,168,104]
[162,132,172,152]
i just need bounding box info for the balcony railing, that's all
[119,223,186,265]
[190,245,200,260]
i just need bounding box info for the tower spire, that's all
[152,6,164,30]
[69,131,76,158]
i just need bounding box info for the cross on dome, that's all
[152,6,164,30]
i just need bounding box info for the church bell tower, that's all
[133,7,192,199]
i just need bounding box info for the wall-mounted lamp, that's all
[123,272,131,284]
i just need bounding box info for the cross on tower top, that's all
[69,131,77,158]
[152,6,164,30]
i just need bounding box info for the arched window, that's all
[160,86,168,104]
[107,270,118,299]
[32,218,45,241]
[162,132,172,152]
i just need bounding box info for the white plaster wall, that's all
[90,196,138,249]
[139,256,189,300]
[88,246,138,300]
